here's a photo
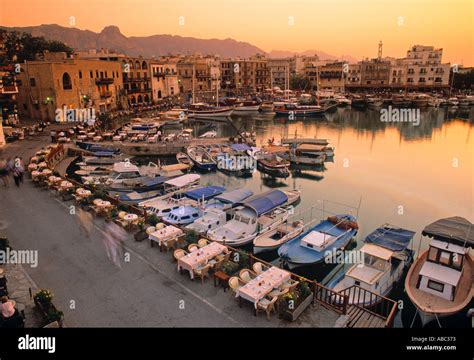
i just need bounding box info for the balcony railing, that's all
[124,77,147,82]
[100,91,113,98]
[95,77,114,85]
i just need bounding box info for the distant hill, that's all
[0,24,266,58]
[268,49,358,63]
[0,24,359,62]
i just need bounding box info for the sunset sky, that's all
[0,0,472,65]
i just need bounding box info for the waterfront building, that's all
[0,64,19,125]
[120,56,153,106]
[177,55,220,102]
[16,51,124,122]
[318,62,345,92]
[268,58,292,89]
[150,61,179,102]
[220,54,270,95]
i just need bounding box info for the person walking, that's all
[76,208,93,238]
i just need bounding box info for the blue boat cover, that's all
[142,176,168,187]
[365,225,415,252]
[214,188,254,204]
[184,186,226,201]
[241,189,288,216]
[231,143,251,152]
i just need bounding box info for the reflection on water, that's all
[197,107,473,259]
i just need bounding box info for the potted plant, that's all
[222,260,239,276]
[280,280,314,322]
[47,308,64,325]
[33,289,53,307]
[146,213,159,227]
[185,230,199,244]
[134,220,148,242]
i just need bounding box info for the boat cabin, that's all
[301,229,347,252]
[186,208,227,233]
[163,206,202,225]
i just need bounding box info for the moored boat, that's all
[187,103,233,118]
[257,153,290,178]
[253,220,305,254]
[187,145,217,171]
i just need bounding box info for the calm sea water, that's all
[161,107,474,326]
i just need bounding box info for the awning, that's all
[360,243,394,261]
[231,143,251,152]
[142,176,168,187]
[422,217,474,248]
[184,186,226,201]
[240,189,288,216]
[164,174,200,188]
[365,224,415,252]
[113,162,139,173]
[214,188,253,204]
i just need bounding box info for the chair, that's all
[268,287,289,312]
[252,262,267,275]
[188,244,198,252]
[209,257,225,271]
[162,238,177,253]
[281,279,299,291]
[228,276,245,294]
[239,269,256,283]
[197,238,209,248]
[193,264,211,284]
[256,296,278,320]
[173,249,187,262]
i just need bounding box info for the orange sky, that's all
[0,0,472,65]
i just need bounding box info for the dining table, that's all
[149,225,183,247]
[236,267,291,308]
[177,242,227,279]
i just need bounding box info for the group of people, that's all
[0,156,25,187]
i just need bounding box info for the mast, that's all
[192,63,195,103]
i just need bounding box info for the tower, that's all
[378,41,383,60]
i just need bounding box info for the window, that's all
[427,279,444,293]
[62,73,72,90]
[428,247,438,262]
[79,71,82,79]
[439,251,450,266]
[96,70,99,78]
[90,70,93,78]
[452,253,463,270]
[30,78,36,86]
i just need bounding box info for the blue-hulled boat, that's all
[183,185,226,202]
[278,214,358,269]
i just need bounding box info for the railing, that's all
[95,78,114,85]
[313,282,348,314]
[100,91,113,98]
[339,285,398,327]
[0,85,18,94]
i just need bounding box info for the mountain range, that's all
[0,24,357,62]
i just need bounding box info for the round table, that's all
[37,162,48,169]
[124,213,138,222]
[48,176,62,183]
[59,181,73,189]
[41,169,52,175]
[97,200,112,208]
[28,163,38,170]
[76,188,92,197]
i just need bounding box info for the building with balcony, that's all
[150,61,179,102]
[176,56,220,102]
[220,55,269,95]
[0,65,19,125]
[16,51,124,122]
[120,57,153,106]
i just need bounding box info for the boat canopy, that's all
[141,176,168,187]
[214,188,254,204]
[113,162,139,173]
[240,190,288,216]
[422,217,474,248]
[231,143,251,152]
[164,173,200,188]
[184,186,226,201]
[365,224,415,252]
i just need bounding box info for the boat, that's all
[285,144,327,165]
[350,97,368,110]
[411,94,431,107]
[207,190,290,246]
[199,131,217,138]
[274,102,327,117]
[186,145,217,171]
[278,214,359,269]
[187,103,234,118]
[458,97,471,108]
[205,188,254,211]
[81,161,148,186]
[107,175,169,193]
[233,100,261,112]
[82,154,128,166]
[117,189,166,205]
[328,224,415,306]
[163,206,203,225]
[367,97,384,109]
[185,208,228,234]
[260,101,274,112]
[257,153,290,178]
[392,95,412,107]
[282,189,301,206]
[446,97,459,106]
[253,220,305,254]
[428,97,443,108]
[405,216,474,327]
[334,95,351,106]
[176,152,193,167]
[215,143,255,177]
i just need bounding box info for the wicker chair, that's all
[188,244,199,253]
[228,276,245,294]
[239,269,257,283]
[162,238,177,253]
[208,257,225,271]
[256,296,278,320]
[281,279,299,291]
[252,262,268,275]
[173,249,187,262]
[193,264,211,284]
[197,238,209,248]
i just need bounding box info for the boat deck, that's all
[345,305,386,328]
[406,252,474,315]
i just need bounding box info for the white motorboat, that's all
[253,220,305,254]
[187,103,233,118]
[185,207,228,234]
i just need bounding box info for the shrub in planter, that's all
[185,230,199,244]
[34,289,53,305]
[222,260,239,276]
[147,214,159,226]
[117,203,129,212]
[134,221,148,241]
[297,280,313,299]
[93,189,107,199]
[47,309,64,323]
[234,249,250,269]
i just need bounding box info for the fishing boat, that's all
[274,102,327,117]
[205,188,254,210]
[334,95,351,106]
[176,152,193,167]
[367,97,384,109]
[185,207,228,234]
[117,189,166,205]
[392,95,413,107]
[285,144,327,165]
[260,101,274,112]
[253,220,305,254]
[446,97,459,106]
[187,145,217,171]
[411,94,431,107]
[207,190,290,246]
[215,143,254,177]
[278,215,359,269]
[328,224,415,306]
[107,175,168,193]
[163,206,202,225]
[233,100,261,112]
[405,217,474,327]
[81,161,148,186]
[187,103,233,118]
[282,189,301,206]
[257,153,290,178]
